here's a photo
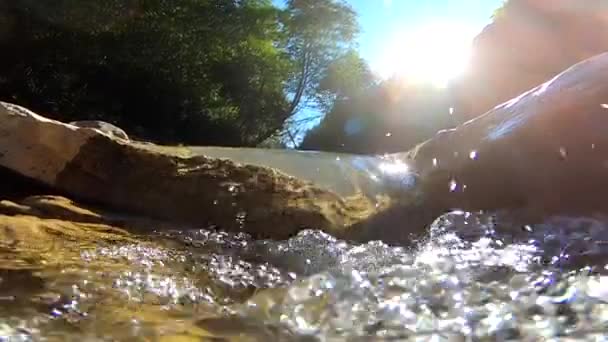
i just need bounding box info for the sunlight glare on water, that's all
[236,211,608,340]
[3,211,608,340]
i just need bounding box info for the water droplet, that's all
[469,150,478,160]
[601,104,608,109]
[378,161,409,174]
[449,107,454,115]
[592,143,596,149]
[236,211,247,228]
[432,158,439,167]
[213,200,219,205]
[449,179,458,192]
[336,156,341,161]
[385,132,392,137]
[559,147,567,159]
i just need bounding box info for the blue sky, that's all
[272,0,505,144]
[352,0,503,76]
[274,0,504,74]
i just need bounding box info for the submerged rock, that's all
[0,196,259,340]
[0,196,137,270]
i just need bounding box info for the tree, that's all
[0,0,369,148]
[280,0,360,139]
[300,78,456,154]
[316,49,376,109]
[0,0,291,146]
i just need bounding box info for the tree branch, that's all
[287,47,311,118]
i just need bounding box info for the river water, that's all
[2,207,608,341]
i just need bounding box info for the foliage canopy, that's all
[0,0,359,146]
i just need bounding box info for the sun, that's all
[375,22,477,88]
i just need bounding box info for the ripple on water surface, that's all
[2,211,608,340]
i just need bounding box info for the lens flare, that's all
[375,22,476,88]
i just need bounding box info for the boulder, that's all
[69,120,130,141]
[452,0,608,120]
[351,52,608,243]
[0,101,388,240]
[412,52,608,218]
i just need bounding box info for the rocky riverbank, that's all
[2,52,608,246]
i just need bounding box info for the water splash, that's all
[234,211,608,340]
[3,211,608,340]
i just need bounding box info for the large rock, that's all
[351,51,608,242]
[0,102,389,240]
[412,52,608,217]
[453,0,608,120]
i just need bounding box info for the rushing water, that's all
[2,209,608,341]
